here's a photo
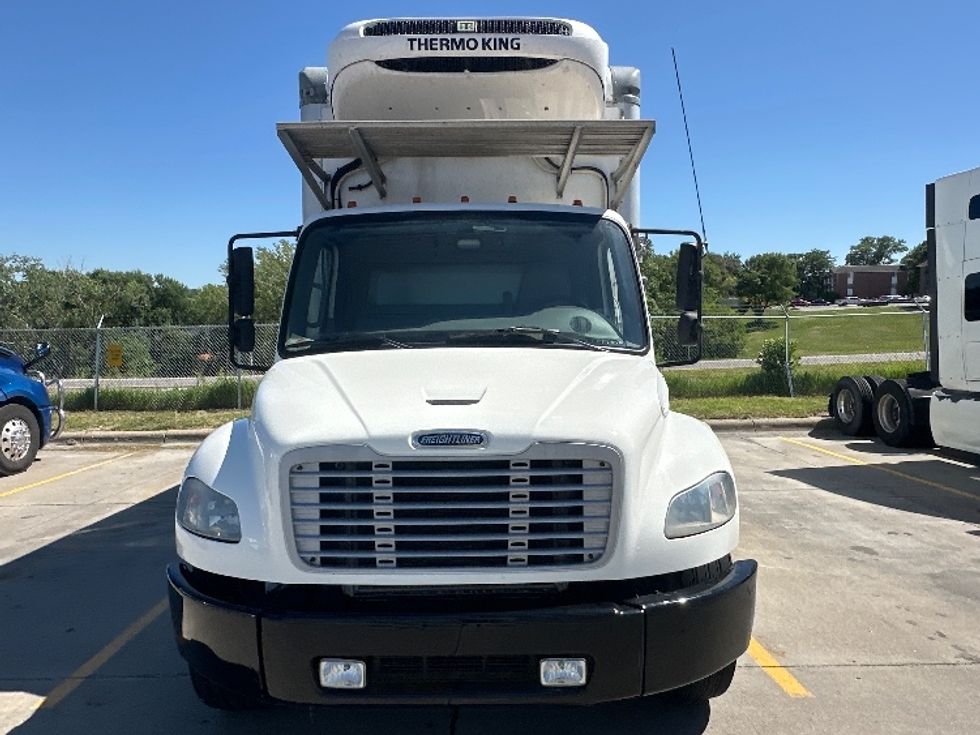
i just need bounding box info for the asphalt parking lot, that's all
[1,429,977,734]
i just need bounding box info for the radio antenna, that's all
[671,47,708,246]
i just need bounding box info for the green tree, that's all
[736,252,798,310]
[254,239,296,322]
[791,249,835,300]
[845,235,908,265]
[188,283,228,324]
[703,251,741,306]
[900,240,928,295]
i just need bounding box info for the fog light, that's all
[539,658,587,687]
[318,659,366,689]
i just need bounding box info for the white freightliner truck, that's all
[167,18,757,709]
[830,166,980,453]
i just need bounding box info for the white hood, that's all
[252,347,664,455]
[181,346,740,584]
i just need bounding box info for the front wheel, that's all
[0,404,40,476]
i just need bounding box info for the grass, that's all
[671,396,827,420]
[63,378,256,412]
[64,410,247,432]
[664,361,922,398]
[734,308,926,358]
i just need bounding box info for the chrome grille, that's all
[363,19,572,37]
[288,447,615,570]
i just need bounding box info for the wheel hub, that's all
[836,389,857,424]
[0,418,32,462]
[877,394,902,434]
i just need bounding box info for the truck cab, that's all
[167,17,756,709]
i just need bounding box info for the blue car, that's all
[0,343,64,475]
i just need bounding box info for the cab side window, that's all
[966,272,980,322]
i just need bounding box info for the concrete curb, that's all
[706,416,833,432]
[57,429,211,445]
[54,417,835,445]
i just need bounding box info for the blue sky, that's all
[1,0,977,287]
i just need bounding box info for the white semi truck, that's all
[831,166,980,454]
[167,17,757,709]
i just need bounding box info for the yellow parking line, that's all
[41,597,168,709]
[747,637,812,698]
[0,452,137,499]
[780,437,979,501]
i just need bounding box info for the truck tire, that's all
[189,667,265,711]
[831,376,874,436]
[0,404,40,476]
[669,661,736,702]
[863,375,885,395]
[872,379,931,447]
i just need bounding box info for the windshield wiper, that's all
[284,334,413,352]
[446,326,607,351]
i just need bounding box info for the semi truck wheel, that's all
[0,404,40,476]
[831,376,874,435]
[872,379,931,447]
[189,667,265,710]
[863,374,885,395]
[670,661,736,702]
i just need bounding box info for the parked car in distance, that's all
[0,342,64,475]
[810,298,829,306]
[789,297,810,307]
[837,296,863,306]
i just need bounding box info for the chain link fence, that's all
[1,306,930,407]
[655,305,930,396]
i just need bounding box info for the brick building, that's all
[833,265,909,299]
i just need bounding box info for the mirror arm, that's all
[226,229,300,372]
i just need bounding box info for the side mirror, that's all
[229,247,255,318]
[23,342,51,369]
[675,242,701,313]
[675,242,702,348]
[232,318,256,353]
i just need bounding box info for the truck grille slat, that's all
[292,483,606,494]
[287,447,616,569]
[296,532,608,542]
[291,466,611,478]
[291,499,610,511]
[298,547,607,560]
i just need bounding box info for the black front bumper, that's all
[167,559,757,705]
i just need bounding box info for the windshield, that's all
[280,211,648,356]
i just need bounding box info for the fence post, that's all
[93,315,105,411]
[782,307,795,398]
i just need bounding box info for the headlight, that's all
[176,477,241,543]
[664,471,737,539]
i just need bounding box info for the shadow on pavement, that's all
[771,460,980,526]
[2,487,712,734]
